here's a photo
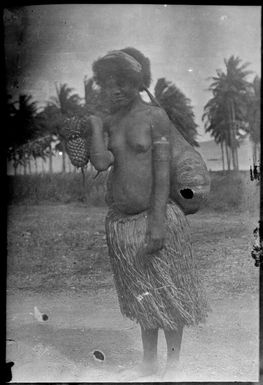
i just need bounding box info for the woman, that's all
[88,47,210,379]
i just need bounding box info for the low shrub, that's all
[7,170,260,213]
[7,170,108,206]
[205,171,259,213]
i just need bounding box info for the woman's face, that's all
[101,76,138,111]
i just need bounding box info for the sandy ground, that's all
[6,288,259,382]
[6,205,260,382]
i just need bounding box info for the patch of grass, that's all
[7,204,110,292]
[188,212,259,299]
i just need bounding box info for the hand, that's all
[134,220,166,269]
[143,220,166,256]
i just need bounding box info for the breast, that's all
[126,123,152,154]
[128,136,151,154]
[107,128,124,152]
[105,115,153,214]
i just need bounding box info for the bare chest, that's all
[108,113,152,155]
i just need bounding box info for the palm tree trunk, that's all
[235,147,239,170]
[230,100,238,171]
[28,158,32,175]
[253,142,256,164]
[61,143,66,173]
[14,163,18,176]
[34,158,38,174]
[229,120,237,171]
[225,142,231,171]
[220,141,225,171]
[23,162,27,175]
[49,145,53,173]
[227,123,235,170]
[253,142,257,164]
[226,118,234,170]
[41,159,45,174]
[231,147,236,170]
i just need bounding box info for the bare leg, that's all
[119,326,159,380]
[164,324,184,370]
[140,326,159,374]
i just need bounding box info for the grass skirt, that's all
[105,203,209,330]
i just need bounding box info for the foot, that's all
[160,361,182,382]
[118,361,159,381]
[140,361,159,377]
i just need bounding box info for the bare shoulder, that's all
[149,105,171,138]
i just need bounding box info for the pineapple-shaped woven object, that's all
[62,116,91,168]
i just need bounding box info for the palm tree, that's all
[49,83,82,172]
[203,56,253,170]
[84,76,109,119]
[7,94,42,174]
[203,89,233,171]
[50,83,82,116]
[154,78,199,147]
[84,77,98,113]
[36,104,63,173]
[8,94,40,147]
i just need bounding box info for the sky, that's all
[4,4,261,142]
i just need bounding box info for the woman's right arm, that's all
[89,115,114,171]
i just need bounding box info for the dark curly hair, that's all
[92,47,151,92]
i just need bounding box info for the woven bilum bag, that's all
[169,126,210,215]
[62,115,91,168]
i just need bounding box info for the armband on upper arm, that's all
[153,137,170,162]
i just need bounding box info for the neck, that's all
[127,93,143,109]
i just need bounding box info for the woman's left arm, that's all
[145,109,171,255]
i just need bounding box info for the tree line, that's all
[6,55,260,174]
[202,56,260,171]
